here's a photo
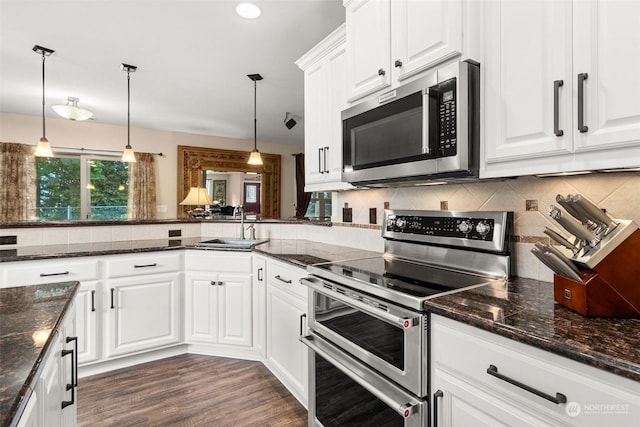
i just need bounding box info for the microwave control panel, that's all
[431,77,457,157]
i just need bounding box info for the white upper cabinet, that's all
[483,0,640,177]
[572,0,640,154]
[345,0,392,101]
[296,25,353,192]
[344,0,463,102]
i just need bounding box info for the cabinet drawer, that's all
[185,250,252,273]
[105,252,181,278]
[266,259,308,299]
[3,258,99,286]
[431,315,640,426]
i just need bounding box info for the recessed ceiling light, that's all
[236,3,261,19]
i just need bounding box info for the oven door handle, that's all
[301,334,420,419]
[301,277,420,329]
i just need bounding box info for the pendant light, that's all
[247,73,263,166]
[52,97,94,121]
[32,45,55,158]
[121,63,137,163]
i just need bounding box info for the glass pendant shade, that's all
[34,137,54,157]
[121,144,136,163]
[248,149,263,165]
[180,187,213,205]
[52,97,93,121]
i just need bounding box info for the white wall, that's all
[0,112,299,218]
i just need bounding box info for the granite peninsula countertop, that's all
[0,281,79,427]
[0,239,637,385]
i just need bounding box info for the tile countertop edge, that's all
[2,282,80,427]
[423,301,640,383]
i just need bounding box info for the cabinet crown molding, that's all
[295,24,345,71]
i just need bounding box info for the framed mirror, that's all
[177,145,281,218]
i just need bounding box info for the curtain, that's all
[0,142,36,222]
[293,153,312,218]
[127,152,157,219]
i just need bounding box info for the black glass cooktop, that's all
[309,256,496,301]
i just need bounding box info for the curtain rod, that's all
[39,146,164,157]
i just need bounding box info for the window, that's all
[36,156,129,220]
[305,191,332,219]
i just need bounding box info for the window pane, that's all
[88,159,129,219]
[36,157,81,220]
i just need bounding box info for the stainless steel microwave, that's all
[342,60,480,186]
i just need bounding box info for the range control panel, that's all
[386,214,495,240]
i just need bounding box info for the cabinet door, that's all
[345,0,391,102]
[75,281,99,365]
[37,334,64,427]
[253,256,267,357]
[16,392,39,427]
[266,283,308,406]
[573,0,640,153]
[106,272,181,357]
[484,0,573,163]
[391,0,462,82]
[304,60,327,186]
[184,275,218,343]
[432,368,557,427]
[217,274,252,347]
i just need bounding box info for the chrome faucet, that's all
[235,205,245,239]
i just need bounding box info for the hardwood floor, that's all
[77,354,307,426]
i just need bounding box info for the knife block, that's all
[553,229,640,317]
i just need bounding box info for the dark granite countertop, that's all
[254,239,380,268]
[0,281,79,427]
[0,218,330,229]
[423,277,640,383]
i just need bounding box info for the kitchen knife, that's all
[544,227,580,255]
[531,246,583,282]
[536,242,581,276]
[555,194,593,226]
[549,205,600,248]
[569,194,618,233]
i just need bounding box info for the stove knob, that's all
[458,220,473,234]
[395,218,407,230]
[475,221,491,236]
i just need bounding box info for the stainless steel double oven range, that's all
[301,209,515,426]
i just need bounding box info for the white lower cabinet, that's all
[431,314,640,427]
[264,259,308,407]
[184,251,255,356]
[33,304,77,427]
[74,281,99,365]
[16,392,39,427]
[105,271,181,358]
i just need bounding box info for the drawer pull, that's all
[274,274,292,284]
[257,267,264,282]
[433,389,443,427]
[486,364,567,405]
[134,263,157,268]
[40,271,70,277]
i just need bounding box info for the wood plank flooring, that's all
[77,354,307,427]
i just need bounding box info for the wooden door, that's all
[243,182,260,214]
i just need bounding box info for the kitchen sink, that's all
[196,238,269,249]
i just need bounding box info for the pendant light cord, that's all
[253,79,257,150]
[127,69,131,147]
[41,52,46,140]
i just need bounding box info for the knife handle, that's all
[541,243,580,274]
[549,206,600,247]
[555,195,590,224]
[569,194,616,229]
[544,228,580,255]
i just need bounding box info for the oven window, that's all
[316,353,403,427]
[314,293,404,370]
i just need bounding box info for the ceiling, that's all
[0,0,345,146]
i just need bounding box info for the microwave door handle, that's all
[422,89,430,155]
[301,278,419,329]
[301,334,419,419]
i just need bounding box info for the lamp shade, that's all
[34,137,54,157]
[247,149,263,165]
[180,187,213,206]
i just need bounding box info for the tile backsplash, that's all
[333,173,640,281]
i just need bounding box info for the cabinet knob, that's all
[394,60,403,68]
[378,68,386,76]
